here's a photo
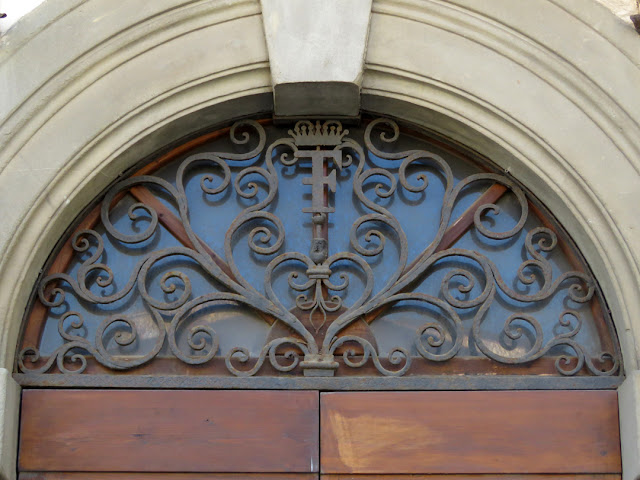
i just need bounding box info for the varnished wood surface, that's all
[320,391,621,474]
[21,474,317,480]
[20,474,622,480]
[20,390,319,473]
[322,476,621,480]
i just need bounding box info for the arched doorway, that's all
[14,117,622,477]
[1,1,639,479]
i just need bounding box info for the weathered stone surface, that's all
[619,372,640,480]
[261,0,372,116]
[0,369,19,480]
[596,0,639,24]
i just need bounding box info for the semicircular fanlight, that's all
[15,117,621,388]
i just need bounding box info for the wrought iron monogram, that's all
[18,119,620,378]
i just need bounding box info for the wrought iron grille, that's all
[16,118,621,382]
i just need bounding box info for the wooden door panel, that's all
[321,476,621,480]
[320,391,621,474]
[19,390,319,473]
[20,474,318,480]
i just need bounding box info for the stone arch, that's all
[1,0,639,478]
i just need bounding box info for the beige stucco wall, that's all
[0,0,639,478]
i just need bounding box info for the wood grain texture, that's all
[20,474,317,480]
[21,474,621,480]
[322,476,621,480]
[20,390,318,473]
[320,391,621,474]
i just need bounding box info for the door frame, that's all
[1,1,640,478]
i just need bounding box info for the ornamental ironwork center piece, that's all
[18,119,620,378]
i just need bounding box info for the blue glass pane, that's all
[21,118,620,379]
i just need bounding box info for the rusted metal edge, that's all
[631,14,640,34]
[12,373,622,390]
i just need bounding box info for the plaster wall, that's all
[0,0,639,478]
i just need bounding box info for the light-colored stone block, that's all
[620,371,640,480]
[596,0,639,24]
[0,369,19,480]
[261,0,372,116]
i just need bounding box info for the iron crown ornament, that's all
[18,118,620,379]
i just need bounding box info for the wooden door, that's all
[18,390,319,480]
[18,389,621,479]
[320,391,621,478]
